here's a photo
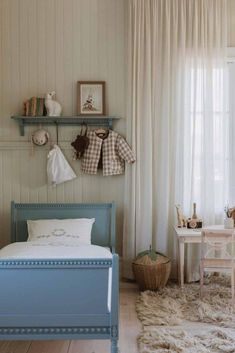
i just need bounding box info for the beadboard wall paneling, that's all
[0,147,125,250]
[0,0,127,252]
[228,0,235,46]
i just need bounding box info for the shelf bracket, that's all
[19,119,25,136]
[108,119,113,130]
[55,123,59,144]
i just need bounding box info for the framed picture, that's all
[77,81,105,115]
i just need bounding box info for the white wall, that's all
[0,0,127,252]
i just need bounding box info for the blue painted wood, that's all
[0,259,113,269]
[0,202,119,352]
[111,339,118,353]
[110,254,119,353]
[111,202,116,253]
[11,202,116,250]
[0,266,110,324]
[11,116,120,136]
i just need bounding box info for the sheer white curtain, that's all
[123,0,228,280]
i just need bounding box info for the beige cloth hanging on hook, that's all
[47,145,77,186]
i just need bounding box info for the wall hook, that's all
[55,122,59,145]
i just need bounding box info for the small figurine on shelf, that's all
[45,91,62,116]
[175,204,187,228]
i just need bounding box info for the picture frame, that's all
[77,81,105,115]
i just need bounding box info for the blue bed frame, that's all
[0,202,119,353]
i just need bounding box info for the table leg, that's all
[178,238,185,288]
[177,238,180,286]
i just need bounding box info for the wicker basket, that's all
[132,252,171,291]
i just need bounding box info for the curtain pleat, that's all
[123,0,228,280]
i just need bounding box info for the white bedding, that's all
[0,242,112,259]
[0,242,112,312]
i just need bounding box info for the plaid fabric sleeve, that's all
[117,135,135,163]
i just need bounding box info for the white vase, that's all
[224,218,234,229]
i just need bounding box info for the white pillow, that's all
[27,218,95,245]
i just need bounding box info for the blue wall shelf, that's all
[11,116,120,136]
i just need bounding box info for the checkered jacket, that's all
[81,130,135,176]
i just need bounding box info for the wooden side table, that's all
[174,226,202,287]
[174,225,233,287]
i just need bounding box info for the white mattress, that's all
[0,242,112,259]
[0,242,112,312]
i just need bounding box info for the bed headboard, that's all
[11,202,116,250]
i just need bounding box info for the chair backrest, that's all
[201,230,235,262]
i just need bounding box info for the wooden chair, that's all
[200,229,235,306]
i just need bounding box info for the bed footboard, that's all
[0,254,119,351]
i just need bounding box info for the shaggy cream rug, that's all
[138,327,235,353]
[136,276,235,353]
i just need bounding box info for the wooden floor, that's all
[0,284,141,353]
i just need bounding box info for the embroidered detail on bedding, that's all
[52,229,66,236]
[36,229,81,240]
[30,242,81,247]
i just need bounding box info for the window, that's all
[182,59,233,223]
[228,61,235,205]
